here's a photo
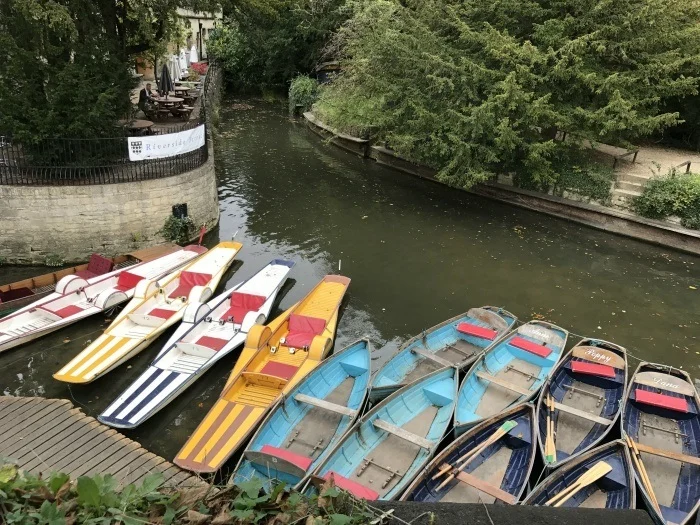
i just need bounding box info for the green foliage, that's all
[316,0,700,188]
[553,151,615,204]
[159,216,196,244]
[634,172,700,228]
[289,76,319,115]
[44,254,65,268]
[208,0,350,90]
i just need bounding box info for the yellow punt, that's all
[174,274,351,473]
[53,242,242,384]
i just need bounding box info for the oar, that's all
[626,435,661,515]
[544,461,612,507]
[544,395,556,464]
[433,420,518,490]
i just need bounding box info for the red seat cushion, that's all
[115,271,143,292]
[196,336,228,351]
[222,292,266,323]
[260,445,313,471]
[509,336,552,358]
[571,361,615,378]
[169,271,212,299]
[75,270,98,279]
[260,362,299,381]
[42,304,84,318]
[323,471,379,500]
[86,254,114,276]
[635,389,688,413]
[149,308,177,320]
[285,314,325,348]
[457,322,497,340]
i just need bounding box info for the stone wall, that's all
[0,144,219,264]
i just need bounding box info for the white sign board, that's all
[128,124,205,161]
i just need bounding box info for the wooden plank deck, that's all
[0,396,207,489]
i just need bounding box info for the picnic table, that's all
[152,96,183,107]
[117,119,154,135]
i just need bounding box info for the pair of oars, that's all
[544,395,556,464]
[432,420,518,491]
[544,461,612,507]
[626,435,661,515]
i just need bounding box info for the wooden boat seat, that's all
[241,372,288,389]
[438,464,518,504]
[222,292,265,323]
[168,271,211,299]
[260,361,299,381]
[372,418,433,449]
[634,389,688,413]
[76,254,114,279]
[175,342,217,358]
[552,400,614,425]
[323,471,379,500]
[509,337,552,358]
[40,304,84,319]
[294,393,358,417]
[114,271,143,292]
[457,322,497,340]
[476,371,532,396]
[411,347,454,368]
[632,441,700,467]
[284,314,325,348]
[148,308,178,320]
[260,444,314,470]
[571,361,616,379]
[128,311,170,327]
[195,335,228,351]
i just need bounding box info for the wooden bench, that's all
[294,393,357,418]
[438,465,517,504]
[634,441,700,467]
[411,347,454,368]
[552,401,614,426]
[372,418,434,449]
[475,371,532,396]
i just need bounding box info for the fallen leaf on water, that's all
[63,338,70,343]
[198,402,204,408]
[690,286,697,290]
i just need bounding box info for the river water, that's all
[0,98,698,470]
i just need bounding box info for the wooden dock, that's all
[0,396,206,488]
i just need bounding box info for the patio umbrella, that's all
[158,63,174,97]
[179,49,188,71]
[190,45,198,63]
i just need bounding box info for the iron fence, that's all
[0,64,220,186]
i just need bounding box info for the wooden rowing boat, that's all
[97,259,294,429]
[306,366,458,501]
[53,242,241,384]
[523,440,636,509]
[400,403,536,504]
[173,274,351,473]
[0,246,203,354]
[369,307,517,404]
[231,339,371,490]
[622,362,700,525]
[453,320,568,436]
[536,338,627,470]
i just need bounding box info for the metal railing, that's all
[0,64,219,186]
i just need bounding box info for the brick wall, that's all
[0,147,220,264]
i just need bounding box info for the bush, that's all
[159,215,196,244]
[554,154,615,204]
[634,172,700,228]
[190,62,208,75]
[288,76,319,115]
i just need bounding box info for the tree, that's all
[315,0,700,188]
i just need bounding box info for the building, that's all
[176,8,223,61]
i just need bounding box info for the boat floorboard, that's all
[555,382,605,456]
[442,444,513,504]
[638,414,683,506]
[0,396,207,489]
[476,359,540,418]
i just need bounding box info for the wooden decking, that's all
[0,396,207,488]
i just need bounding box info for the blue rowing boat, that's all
[523,440,636,509]
[307,366,458,501]
[231,339,371,490]
[401,403,536,504]
[536,338,627,470]
[370,307,517,404]
[622,362,700,525]
[454,320,568,435]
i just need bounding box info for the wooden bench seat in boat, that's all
[437,464,518,504]
[245,449,309,478]
[411,347,454,368]
[284,314,326,348]
[128,309,174,327]
[174,342,218,358]
[260,444,314,470]
[40,304,84,318]
[260,361,299,381]
[372,418,434,449]
[222,292,266,323]
[294,393,358,417]
[323,471,379,500]
[552,400,614,425]
[508,336,552,358]
[195,335,228,351]
[475,371,532,396]
[241,371,289,388]
[168,271,212,299]
[570,361,616,378]
[632,441,700,467]
[457,322,497,340]
[634,389,689,413]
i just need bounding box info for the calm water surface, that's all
[1,97,698,468]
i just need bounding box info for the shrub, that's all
[555,154,615,204]
[159,215,196,244]
[634,172,700,228]
[288,76,319,115]
[190,62,209,75]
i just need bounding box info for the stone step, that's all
[616,172,653,184]
[615,180,644,193]
[611,188,639,210]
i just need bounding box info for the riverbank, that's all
[303,112,700,256]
